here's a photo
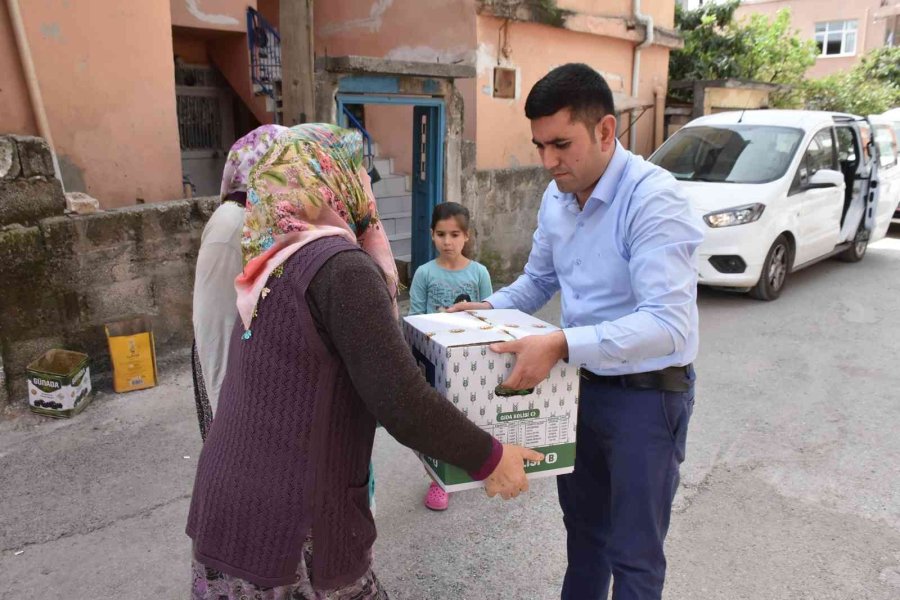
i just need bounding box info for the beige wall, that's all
[736,0,889,78]
[705,87,772,112]
[170,0,253,32]
[0,1,183,207]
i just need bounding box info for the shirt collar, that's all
[555,140,628,209]
[591,141,627,205]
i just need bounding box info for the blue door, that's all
[412,105,443,270]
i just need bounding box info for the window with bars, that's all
[815,20,858,57]
[176,95,223,151]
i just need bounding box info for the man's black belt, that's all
[580,365,692,393]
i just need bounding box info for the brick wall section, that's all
[0,196,219,406]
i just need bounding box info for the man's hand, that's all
[484,444,544,500]
[490,331,568,390]
[445,301,492,313]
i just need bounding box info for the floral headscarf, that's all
[235,123,399,331]
[220,124,289,201]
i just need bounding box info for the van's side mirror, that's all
[807,169,844,189]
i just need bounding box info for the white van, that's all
[649,110,900,300]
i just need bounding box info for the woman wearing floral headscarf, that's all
[186,124,542,599]
[191,124,287,440]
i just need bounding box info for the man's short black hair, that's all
[525,63,615,128]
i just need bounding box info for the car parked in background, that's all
[649,110,900,300]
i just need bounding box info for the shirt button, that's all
[575,259,582,266]
[574,293,581,300]
[577,222,584,228]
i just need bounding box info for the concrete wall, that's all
[460,141,551,282]
[0,1,184,207]
[736,0,889,79]
[0,132,213,409]
[0,193,219,407]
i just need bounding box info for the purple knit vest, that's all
[186,237,377,589]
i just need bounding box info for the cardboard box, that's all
[27,349,93,418]
[403,309,579,492]
[105,317,158,393]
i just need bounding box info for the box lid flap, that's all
[404,309,559,347]
[404,312,512,347]
[468,309,560,339]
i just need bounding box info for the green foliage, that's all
[859,46,900,86]
[802,74,896,115]
[800,47,900,115]
[670,0,817,105]
[801,55,900,116]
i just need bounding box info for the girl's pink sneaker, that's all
[424,481,450,511]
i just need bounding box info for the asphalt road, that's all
[2,224,899,599]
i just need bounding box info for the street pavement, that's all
[2,224,900,599]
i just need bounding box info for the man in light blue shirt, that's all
[452,64,703,600]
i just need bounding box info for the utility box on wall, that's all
[493,67,517,99]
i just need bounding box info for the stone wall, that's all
[0,135,66,227]
[0,195,218,406]
[0,133,550,407]
[461,141,550,282]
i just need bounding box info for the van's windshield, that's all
[650,125,804,184]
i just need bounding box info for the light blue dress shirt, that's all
[486,142,704,376]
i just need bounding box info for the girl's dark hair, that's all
[525,63,615,131]
[431,202,470,231]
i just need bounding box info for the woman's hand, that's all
[484,444,544,500]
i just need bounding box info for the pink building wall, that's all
[315,0,478,172]
[559,0,676,28]
[736,0,890,79]
[170,0,253,32]
[315,0,674,167]
[0,1,183,207]
[0,7,34,135]
[474,15,670,168]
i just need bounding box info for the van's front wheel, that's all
[837,228,868,263]
[749,235,791,301]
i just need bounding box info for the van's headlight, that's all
[703,203,765,228]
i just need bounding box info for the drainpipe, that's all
[6,0,63,185]
[630,0,654,153]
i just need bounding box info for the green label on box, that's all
[497,409,540,422]
[425,442,576,486]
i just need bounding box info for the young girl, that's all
[409,202,493,511]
